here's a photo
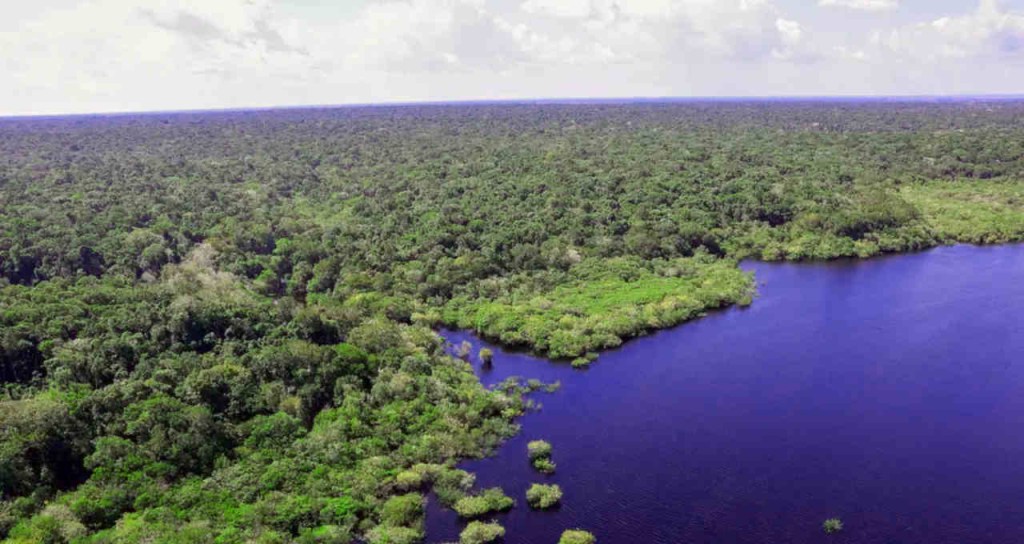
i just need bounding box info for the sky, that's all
[1,0,1023,115]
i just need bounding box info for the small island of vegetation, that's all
[459,521,505,544]
[527,440,557,473]
[526,483,563,509]
[559,529,597,544]
[453,488,515,519]
[823,517,844,534]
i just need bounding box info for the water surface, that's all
[428,245,1024,544]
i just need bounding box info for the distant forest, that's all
[2,102,1023,543]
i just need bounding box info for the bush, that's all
[528,439,555,473]
[452,488,514,518]
[459,521,505,544]
[366,525,422,544]
[525,484,562,509]
[379,494,423,528]
[296,525,353,544]
[531,457,556,474]
[527,440,552,460]
[479,348,494,364]
[823,517,843,534]
[559,529,596,544]
[433,468,476,507]
[572,352,599,368]
[394,470,425,492]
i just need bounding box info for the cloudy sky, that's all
[1,0,1023,115]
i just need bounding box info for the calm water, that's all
[427,245,1024,544]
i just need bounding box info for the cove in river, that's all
[427,245,1024,544]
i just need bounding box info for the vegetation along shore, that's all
[2,102,1023,542]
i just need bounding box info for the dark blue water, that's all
[426,245,1024,544]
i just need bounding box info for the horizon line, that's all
[4,93,1024,120]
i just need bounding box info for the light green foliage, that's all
[571,353,598,369]
[902,181,1024,244]
[431,467,478,507]
[531,458,556,474]
[527,440,553,460]
[394,470,425,492]
[525,484,562,509]
[452,488,514,518]
[445,256,755,358]
[459,521,505,544]
[479,348,494,364]
[527,440,556,473]
[366,525,422,544]
[379,494,423,528]
[558,529,596,544]
[823,518,843,534]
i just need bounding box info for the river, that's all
[428,245,1024,544]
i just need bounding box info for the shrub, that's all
[394,470,424,491]
[527,440,552,460]
[459,521,505,544]
[531,457,556,474]
[433,468,476,507]
[296,525,353,544]
[571,351,600,368]
[823,517,843,534]
[379,494,423,528]
[366,525,422,544]
[479,348,494,364]
[527,440,555,473]
[559,529,596,544]
[525,484,562,509]
[452,488,514,518]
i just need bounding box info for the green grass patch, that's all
[902,181,1024,244]
[445,256,754,358]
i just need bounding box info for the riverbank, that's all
[428,244,1024,544]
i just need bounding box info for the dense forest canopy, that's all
[1,101,1023,543]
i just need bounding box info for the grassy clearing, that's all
[902,181,1024,244]
[444,256,754,359]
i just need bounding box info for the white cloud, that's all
[521,0,592,18]
[874,0,1024,60]
[1,0,1024,115]
[818,0,899,11]
[0,0,316,114]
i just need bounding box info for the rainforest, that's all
[2,101,1024,543]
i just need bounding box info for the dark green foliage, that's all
[0,102,1022,542]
